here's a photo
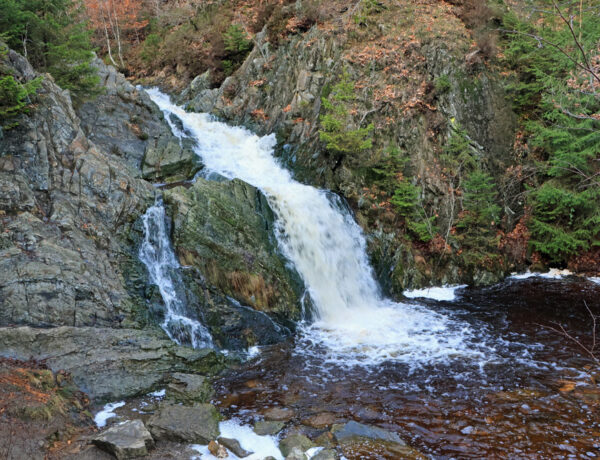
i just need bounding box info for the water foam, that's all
[147,89,495,366]
[403,284,467,301]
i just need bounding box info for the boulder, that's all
[147,403,220,444]
[312,449,338,460]
[285,447,307,460]
[92,420,154,459]
[208,440,228,458]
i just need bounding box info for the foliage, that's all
[140,33,161,63]
[222,25,252,76]
[0,0,98,96]
[434,74,451,94]
[319,71,374,157]
[0,46,42,129]
[502,2,600,262]
[353,0,385,27]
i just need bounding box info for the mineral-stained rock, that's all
[147,403,220,444]
[208,440,229,458]
[92,420,154,459]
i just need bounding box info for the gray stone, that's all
[218,437,252,458]
[92,420,154,459]
[279,434,315,457]
[147,403,220,443]
[253,420,285,436]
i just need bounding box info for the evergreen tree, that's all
[0,0,98,96]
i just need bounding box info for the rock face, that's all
[164,178,304,347]
[0,49,154,330]
[147,403,220,444]
[92,420,154,459]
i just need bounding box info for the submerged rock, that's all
[147,403,220,444]
[92,420,154,459]
[331,421,405,445]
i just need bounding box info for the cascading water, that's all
[139,198,213,348]
[147,88,494,366]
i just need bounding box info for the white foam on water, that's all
[149,389,166,398]
[588,277,600,285]
[510,269,573,280]
[94,401,125,428]
[403,285,467,301]
[147,89,497,367]
[190,419,283,460]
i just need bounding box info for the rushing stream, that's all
[143,89,600,458]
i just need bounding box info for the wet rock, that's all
[263,406,295,422]
[331,421,405,445]
[92,420,154,460]
[218,437,252,458]
[208,440,228,458]
[165,178,304,347]
[285,447,307,460]
[147,403,220,444]
[279,434,315,457]
[166,373,214,404]
[253,420,285,436]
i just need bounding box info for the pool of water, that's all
[214,276,600,459]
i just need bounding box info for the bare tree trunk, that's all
[107,0,124,68]
[99,1,118,67]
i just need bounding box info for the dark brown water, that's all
[214,276,600,459]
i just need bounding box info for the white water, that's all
[139,200,213,348]
[94,401,125,428]
[403,284,467,302]
[147,89,495,366]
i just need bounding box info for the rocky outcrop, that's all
[0,326,224,401]
[78,57,202,184]
[164,178,304,347]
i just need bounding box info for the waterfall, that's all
[147,89,493,365]
[139,198,213,348]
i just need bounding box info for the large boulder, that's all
[164,178,304,347]
[92,420,154,459]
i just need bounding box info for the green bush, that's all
[0,47,42,129]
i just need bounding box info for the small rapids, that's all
[146,88,501,369]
